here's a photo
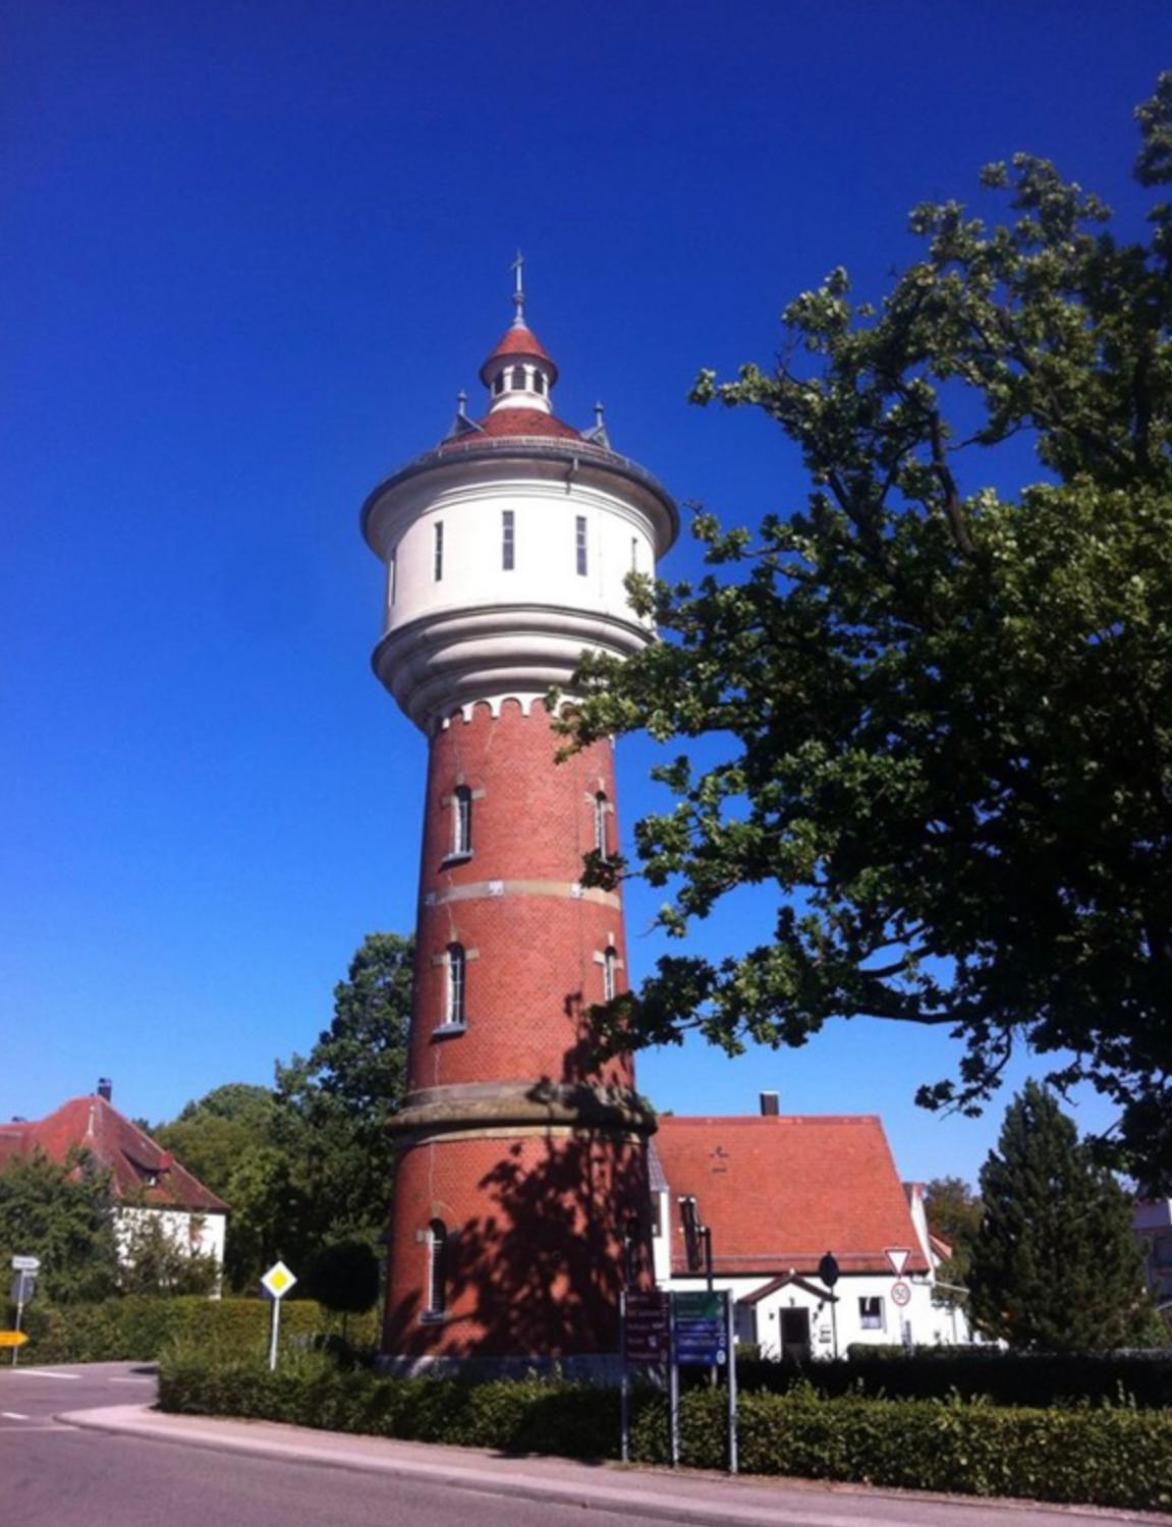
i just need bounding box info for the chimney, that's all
[759,1090,779,1116]
[97,1078,112,1102]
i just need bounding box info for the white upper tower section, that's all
[361,269,677,732]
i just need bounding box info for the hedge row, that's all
[739,1348,1172,1409]
[158,1354,1172,1512]
[10,1296,379,1365]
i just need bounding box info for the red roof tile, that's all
[479,323,559,385]
[653,1115,929,1277]
[0,1096,227,1213]
[439,408,582,451]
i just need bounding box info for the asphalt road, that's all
[0,1362,1165,1527]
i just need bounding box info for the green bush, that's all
[10,1296,378,1365]
[158,1353,1172,1512]
[747,1348,1172,1409]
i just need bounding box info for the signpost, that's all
[620,1290,670,1463]
[884,1247,911,1278]
[260,1260,297,1371]
[818,1251,841,1360]
[891,1280,911,1307]
[0,1333,28,1351]
[667,1290,738,1474]
[8,1256,39,1367]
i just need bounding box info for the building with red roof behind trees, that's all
[649,1096,973,1354]
[0,1080,227,1283]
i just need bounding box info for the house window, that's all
[427,1220,447,1315]
[445,943,466,1027]
[434,521,444,582]
[859,1296,885,1331]
[603,945,617,1002]
[502,510,515,571]
[511,365,526,390]
[594,791,609,858]
[576,515,588,576]
[452,786,472,856]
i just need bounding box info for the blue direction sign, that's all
[673,1290,728,1366]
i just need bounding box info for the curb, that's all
[57,1405,1172,1527]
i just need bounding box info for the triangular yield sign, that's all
[885,1246,910,1277]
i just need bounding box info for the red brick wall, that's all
[384,1128,650,1357]
[385,700,648,1359]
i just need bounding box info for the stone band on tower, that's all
[362,270,676,1368]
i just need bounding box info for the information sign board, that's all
[624,1290,670,1363]
[11,1255,40,1273]
[674,1290,728,1366]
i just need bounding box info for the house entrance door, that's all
[780,1307,811,1362]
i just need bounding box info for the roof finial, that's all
[456,388,467,418]
[594,401,605,429]
[510,249,525,328]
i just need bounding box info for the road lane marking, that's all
[1,1411,29,1419]
[108,1377,154,1384]
[5,1369,80,1379]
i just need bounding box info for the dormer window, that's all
[511,365,526,391]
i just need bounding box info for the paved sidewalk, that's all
[60,1404,1172,1527]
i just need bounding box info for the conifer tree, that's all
[968,1083,1151,1350]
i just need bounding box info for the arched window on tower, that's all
[603,944,617,1003]
[493,373,505,396]
[594,791,609,860]
[533,371,545,396]
[446,943,466,1027]
[511,365,526,391]
[426,1220,447,1315]
[452,786,472,857]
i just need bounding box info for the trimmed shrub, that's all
[157,1353,1172,1512]
[11,1296,378,1365]
[738,1348,1172,1409]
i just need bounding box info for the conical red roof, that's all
[479,323,559,386]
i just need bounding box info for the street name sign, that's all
[11,1256,40,1273]
[260,1261,297,1300]
[674,1290,728,1366]
[623,1291,669,1363]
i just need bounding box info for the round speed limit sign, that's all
[891,1279,911,1307]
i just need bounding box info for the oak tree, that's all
[564,78,1172,1183]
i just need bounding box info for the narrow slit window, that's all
[502,510,515,571]
[453,786,472,856]
[388,553,397,608]
[434,521,444,582]
[594,791,609,859]
[576,516,588,576]
[511,365,526,390]
[603,945,617,1002]
[631,537,638,572]
[446,943,466,1026]
[427,1220,447,1315]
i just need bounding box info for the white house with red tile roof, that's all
[0,1084,227,1281]
[649,1100,974,1356]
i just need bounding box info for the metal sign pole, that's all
[619,1290,630,1464]
[725,1290,738,1475]
[668,1293,680,1468]
[268,1294,281,1372]
[12,1283,23,1369]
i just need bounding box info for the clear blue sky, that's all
[3,2,1166,1182]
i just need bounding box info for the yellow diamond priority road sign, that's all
[260,1260,297,1300]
